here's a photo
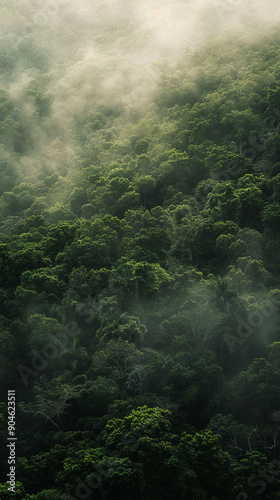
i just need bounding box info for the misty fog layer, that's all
[1,0,280,189]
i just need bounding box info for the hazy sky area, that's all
[2,0,280,182]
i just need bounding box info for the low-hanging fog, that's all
[1,0,280,186]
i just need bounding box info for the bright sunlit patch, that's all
[154,9,165,17]
[152,7,171,20]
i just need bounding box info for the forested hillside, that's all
[1,1,280,499]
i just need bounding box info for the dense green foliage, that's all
[1,2,280,499]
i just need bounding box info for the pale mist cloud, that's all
[2,0,280,184]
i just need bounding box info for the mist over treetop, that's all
[1,3,280,498]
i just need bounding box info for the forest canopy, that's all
[1,1,280,499]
